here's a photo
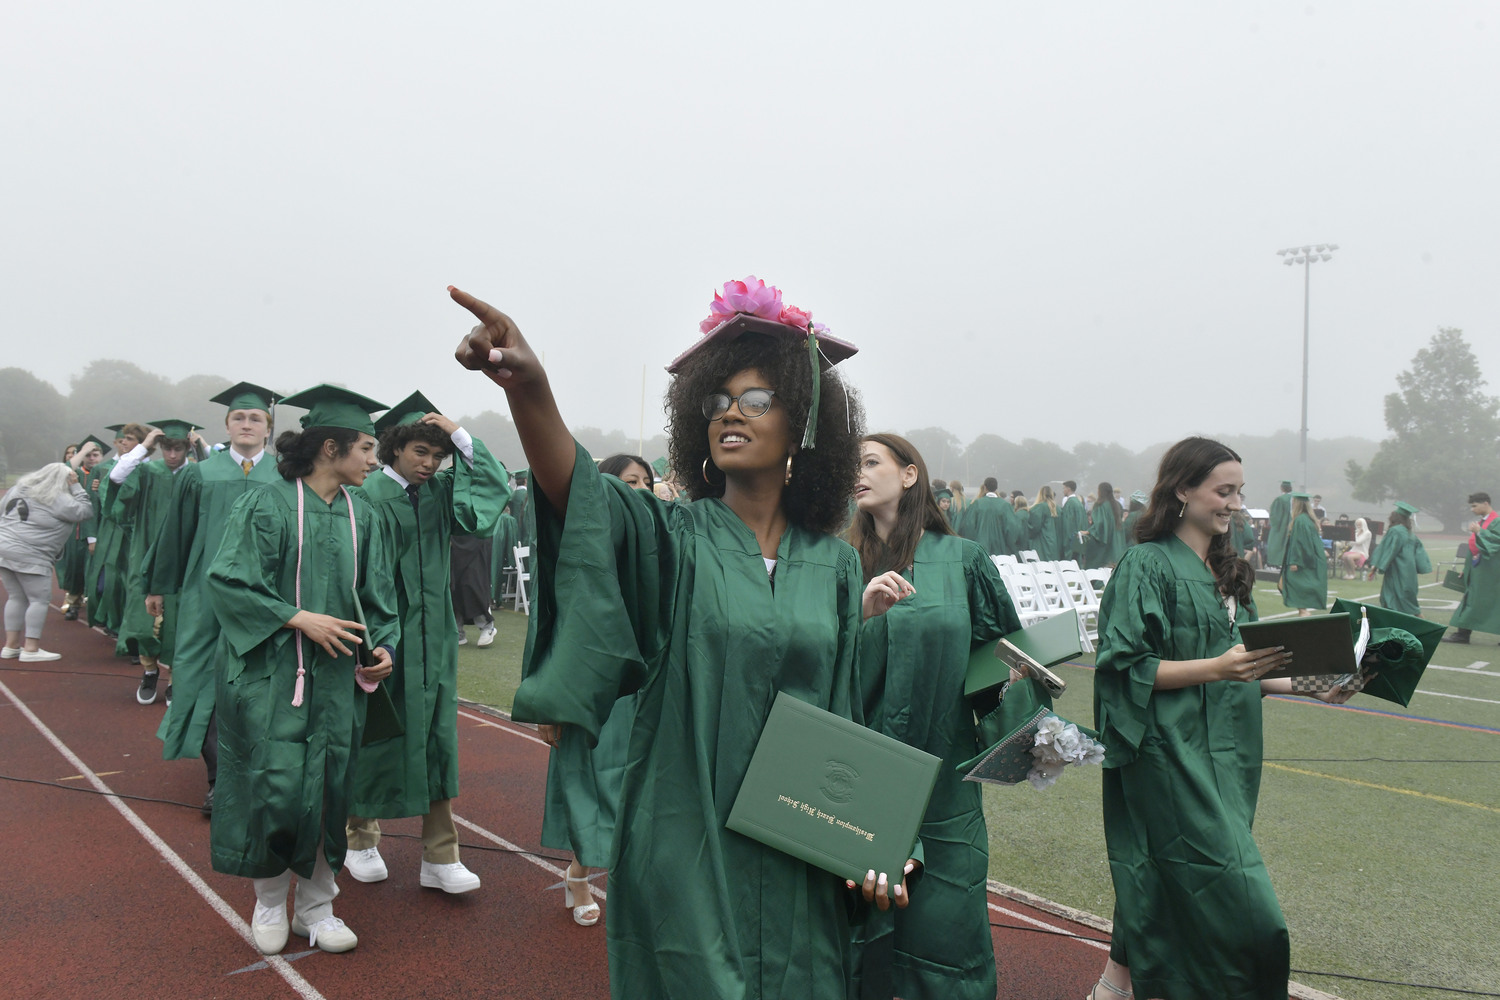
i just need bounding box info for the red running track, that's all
[1,602,1157,1000]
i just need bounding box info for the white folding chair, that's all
[1084,567,1112,594]
[512,544,532,614]
[1022,562,1067,612]
[1055,559,1081,572]
[995,553,1019,567]
[1019,549,1040,563]
[1058,565,1101,649]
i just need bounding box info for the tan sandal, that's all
[1088,976,1133,1000]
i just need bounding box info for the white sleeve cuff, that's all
[108,444,149,483]
[450,427,474,465]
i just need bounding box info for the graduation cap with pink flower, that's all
[666,276,858,450]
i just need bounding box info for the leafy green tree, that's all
[1346,328,1500,532]
[0,367,68,472]
[901,427,963,480]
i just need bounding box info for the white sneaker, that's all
[344,846,388,883]
[477,625,497,648]
[420,859,481,894]
[291,914,358,953]
[18,649,60,662]
[250,900,290,955]
[456,629,467,646]
[0,647,18,659]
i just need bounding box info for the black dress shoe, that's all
[1441,632,1471,644]
[63,608,78,621]
[201,786,214,817]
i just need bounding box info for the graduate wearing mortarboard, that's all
[1265,479,1294,567]
[205,384,398,956]
[1278,493,1328,616]
[1370,501,1424,617]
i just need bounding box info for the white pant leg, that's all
[252,869,294,915]
[293,851,340,926]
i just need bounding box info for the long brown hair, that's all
[1134,436,1253,604]
[849,433,953,582]
[1095,481,1122,527]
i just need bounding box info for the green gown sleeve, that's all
[1092,547,1171,763]
[440,439,511,538]
[512,443,672,743]
[208,492,302,658]
[968,542,1022,639]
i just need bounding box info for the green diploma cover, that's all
[727,692,941,896]
[1237,612,1358,678]
[964,610,1082,699]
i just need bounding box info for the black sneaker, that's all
[136,670,160,705]
[63,607,78,621]
[201,786,214,817]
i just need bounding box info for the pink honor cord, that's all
[291,481,359,707]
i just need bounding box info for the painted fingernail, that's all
[489,348,503,363]
[894,883,903,897]
[866,870,876,882]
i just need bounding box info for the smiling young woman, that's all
[452,277,874,1000]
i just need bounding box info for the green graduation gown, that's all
[1093,537,1288,1000]
[87,459,135,633]
[1265,493,1292,566]
[1027,503,1061,560]
[515,444,863,1000]
[1370,524,1420,617]
[1279,514,1327,611]
[947,497,965,535]
[348,443,510,818]
[958,495,1012,558]
[489,508,519,603]
[113,460,181,663]
[1230,514,1258,560]
[1452,516,1500,634]
[1121,509,1143,550]
[207,478,399,879]
[1084,504,1125,569]
[54,506,91,593]
[1057,494,1087,563]
[850,533,1020,1000]
[147,450,282,760]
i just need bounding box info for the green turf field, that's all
[456,566,1500,999]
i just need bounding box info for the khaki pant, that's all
[346,798,459,865]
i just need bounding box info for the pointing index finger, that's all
[449,285,503,327]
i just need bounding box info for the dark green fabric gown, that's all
[1451,517,1500,634]
[1230,515,1258,560]
[1027,503,1060,560]
[86,459,134,632]
[489,509,519,603]
[54,512,90,593]
[1057,494,1087,563]
[1093,537,1288,1000]
[1369,525,1419,616]
[1265,493,1292,566]
[1084,504,1125,569]
[514,444,863,1000]
[207,478,399,879]
[1121,510,1143,550]
[1279,514,1327,611]
[958,495,1011,557]
[850,533,1020,1000]
[147,451,282,760]
[348,444,509,818]
[113,460,181,663]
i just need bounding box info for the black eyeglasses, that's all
[702,388,777,421]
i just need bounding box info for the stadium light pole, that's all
[1277,243,1337,491]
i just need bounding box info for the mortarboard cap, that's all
[209,381,279,413]
[1329,599,1443,706]
[1290,492,1311,501]
[148,419,203,440]
[513,469,529,482]
[278,384,389,436]
[1394,501,1420,515]
[652,456,669,476]
[373,391,440,434]
[935,488,954,500]
[1281,480,1293,489]
[77,434,109,453]
[957,677,1103,785]
[1130,490,1149,505]
[666,277,858,450]
[105,424,126,434]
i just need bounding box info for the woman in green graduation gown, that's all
[206,386,399,957]
[1370,506,1421,616]
[1089,437,1361,1000]
[1083,481,1125,569]
[1279,494,1327,616]
[538,453,654,926]
[1120,491,1147,550]
[451,277,886,1000]
[848,433,1020,1000]
[56,438,103,617]
[1027,485,1061,560]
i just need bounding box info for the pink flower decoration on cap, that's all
[778,304,813,329]
[699,276,785,333]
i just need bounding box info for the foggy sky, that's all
[3,2,1497,452]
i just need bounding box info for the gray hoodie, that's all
[0,483,96,575]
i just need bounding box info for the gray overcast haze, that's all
[3,2,1497,452]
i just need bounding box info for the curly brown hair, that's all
[665,332,864,535]
[377,421,453,466]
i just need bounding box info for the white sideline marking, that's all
[987,901,1109,951]
[458,708,550,747]
[1415,690,1500,706]
[1428,663,1493,675]
[451,813,605,902]
[0,678,327,1000]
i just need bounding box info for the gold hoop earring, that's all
[702,457,714,485]
[1179,501,1187,518]
[785,455,794,485]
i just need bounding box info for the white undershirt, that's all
[763,557,777,577]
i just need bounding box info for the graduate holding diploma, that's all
[848,433,1021,1000]
[1089,438,1361,1000]
[452,276,893,1000]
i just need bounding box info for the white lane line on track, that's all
[0,677,326,1000]
[987,901,1109,951]
[458,708,550,747]
[451,813,605,902]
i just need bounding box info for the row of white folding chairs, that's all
[994,558,1103,652]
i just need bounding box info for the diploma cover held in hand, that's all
[964,610,1082,699]
[1237,612,1358,678]
[727,692,941,897]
